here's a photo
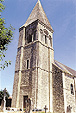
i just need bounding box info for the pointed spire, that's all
[37,0,42,7]
[23,0,53,31]
[38,0,40,4]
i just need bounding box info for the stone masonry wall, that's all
[12,20,54,111]
[52,64,64,113]
[12,28,24,107]
[19,38,38,109]
[36,23,53,111]
[18,28,24,48]
[37,68,49,109]
[22,43,37,70]
[19,69,37,109]
[37,42,49,110]
[12,72,19,107]
[15,48,21,71]
[64,73,76,112]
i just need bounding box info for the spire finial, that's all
[37,0,41,5]
[38,0,40,3]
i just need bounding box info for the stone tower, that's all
[12,0,54,112]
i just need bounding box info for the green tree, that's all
[0,0,15,69]
[0,89,10,105]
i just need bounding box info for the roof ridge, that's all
[54,60,76,76]
[54,60,71,74]
[55,60,76,72]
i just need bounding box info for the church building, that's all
[12,0,76,113]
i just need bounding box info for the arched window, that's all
[27,35,32,43]
[49,35,52,47]
[27,33,36,43]
[70,84,74,95]
[45,35,47,44]
[33,32,36,41]
[40,29,43,41]
[27,60,29,69]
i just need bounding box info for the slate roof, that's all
[23,0,53,31]
[54,60,76,77]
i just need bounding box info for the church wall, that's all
[21,71,30,86]
[19,38,39,109]
[52,64,64,113]
[12,39,22,107]
[22,43,37,70]
[18,68,37,109]
[37,68,49,109]
[38,42,48,70]
[25,21,38,45]
[36,23,54,111]
[19,85,31,109]
[12,72,19,107]
[12,27,25,108]
[31,68,38,108]
[36,41,50,110]
[64,74,76,112]
[18,28,24,48]
[15,48,21,71]
[38,22,54,64]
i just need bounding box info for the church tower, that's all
[12,0,54,112]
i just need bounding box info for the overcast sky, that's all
[0,0,76,95]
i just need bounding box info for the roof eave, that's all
[19,19,54,33]
[52,63,76,78]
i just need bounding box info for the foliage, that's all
[0,89,10,100]
[0,0,15,69]
[0,89,10,106]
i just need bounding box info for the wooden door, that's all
[23,96,31,112]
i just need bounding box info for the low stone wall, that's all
[0,111,24,113]
[0,111,41,113]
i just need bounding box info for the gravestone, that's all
[44,105,48,113]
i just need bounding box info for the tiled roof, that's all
[8,96,12,99]
[54,60,76,77]
[23,0,53,31]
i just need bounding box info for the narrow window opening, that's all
[40,29,43,41]
[27,35,32,43]
[45,35,47,44]
[27,33,35,43]
[71,84,74,95]
[33,32,36,41]
[27,60,29,69]
[50,38,52,47]
[49,35,52,47]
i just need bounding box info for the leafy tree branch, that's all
[0,0,15,70]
